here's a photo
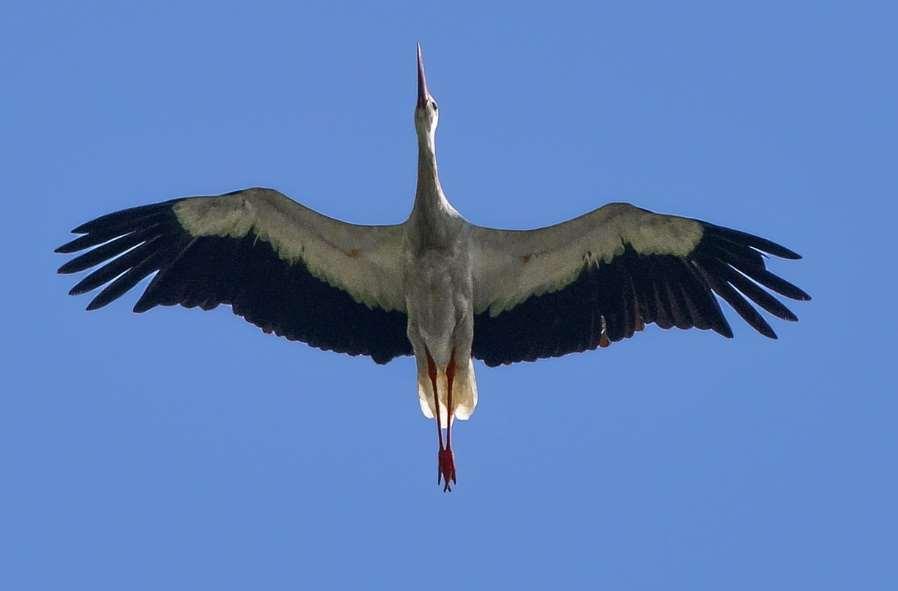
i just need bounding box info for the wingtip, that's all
[71,223,90,234]
[132,299,155,313]
[758,319,778,339]
[774,246,803,260]
[703,223,804,260]
[786,286,812,302]
[57,260,80,275]
[55,239,82,254]
[85,290,115,311]
[712,316,734,339]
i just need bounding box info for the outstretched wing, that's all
[470,202,810,366]
[57,187,412,364]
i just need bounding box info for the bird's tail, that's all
[417,355,478,424]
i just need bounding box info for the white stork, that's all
[57,45,809,491]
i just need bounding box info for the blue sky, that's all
[3,1,896,589]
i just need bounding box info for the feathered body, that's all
[403,140,478,424]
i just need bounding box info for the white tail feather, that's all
[417,356,478,424]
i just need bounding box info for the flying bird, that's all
[57,45,810,491]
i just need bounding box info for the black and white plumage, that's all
[57,191,412,364]
[57,45,809,490]
[470,206,808,366]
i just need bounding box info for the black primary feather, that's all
[473,220,809,366]
[57,200,412,364]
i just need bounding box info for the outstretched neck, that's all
[413,133,450,220]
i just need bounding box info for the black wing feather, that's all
[473,221,808,366]
[58,200,412,364]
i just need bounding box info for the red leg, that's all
[441,354,457,491]
[426,351,444,484]
[427,349,457,492]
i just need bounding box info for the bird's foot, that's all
[438,447,456,492]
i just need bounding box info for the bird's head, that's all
[414,43,439,145]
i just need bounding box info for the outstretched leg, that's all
[441,354,457,490]
[426,350,457,492]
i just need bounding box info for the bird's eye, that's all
[431,102,438,111]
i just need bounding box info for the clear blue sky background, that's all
[3,1,896,589]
